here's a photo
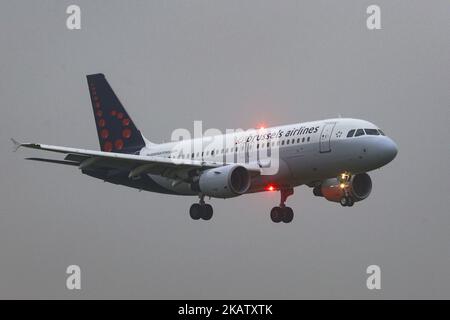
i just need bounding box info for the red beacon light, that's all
[256,121,267,130]
[265,184,276,192]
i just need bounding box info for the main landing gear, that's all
[189,195,213,221]
[270,188,294,223]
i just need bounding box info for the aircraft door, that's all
[319,122,336,153]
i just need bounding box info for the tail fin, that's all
[87,73,146,154]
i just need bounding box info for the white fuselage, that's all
[138,118,397,196]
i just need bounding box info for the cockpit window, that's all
[364,128,380,135]
[378,129,385,136]
[347,129,355,137]
[355,129,365,137]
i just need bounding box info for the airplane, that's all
[12,73,398,223]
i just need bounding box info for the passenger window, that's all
[364,129,380,135]
[286,140,290,145]
[355,129,365,137]
[302,137,305,143]
[281,140,285,145]
[297,138,300,143]
[347,129,355,137]
[307,137,310,142]
[292,139,295,144]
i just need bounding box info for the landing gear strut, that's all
[270,188,294,223]
[189,194,213,221]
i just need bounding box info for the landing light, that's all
[339,183,346,189]
[339,172,351,183]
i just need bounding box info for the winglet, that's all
[11,138,21,152]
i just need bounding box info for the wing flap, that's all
[65,154,90,162]
[25,158,80,166]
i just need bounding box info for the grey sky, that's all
[0,0,449,298]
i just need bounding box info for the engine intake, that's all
[314,173,372,203]
[198,165,251,198]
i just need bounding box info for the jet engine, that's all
[313,173,372,203]
[197,165,251,198]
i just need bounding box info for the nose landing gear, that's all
[270,188,294,223]
[340,196,354,207]
[338,172,354,207]
[189,195,213,221]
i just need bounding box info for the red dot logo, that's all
[98,119,106,127]
[94,96,99,102]
[96,110,103,117]
[100,129,109,139]
[103,141,113,152]
[117,112,124,120]
[95,102,101,108]
[122,128,132,139]
[110,110,117,116]
[122,118,130,126]
[114,139,124,150]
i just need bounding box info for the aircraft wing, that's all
[12,139,261,179]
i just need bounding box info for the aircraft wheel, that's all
[202,204,213,220]
[282,207,294,223]
[189,203,202,220]
[340,197,348,207]
[270,207,283,223]
[347,197,354,207]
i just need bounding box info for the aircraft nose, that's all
[379,137,398,164]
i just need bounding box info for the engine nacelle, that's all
[198,165,251,198]
[313,173,372,203]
